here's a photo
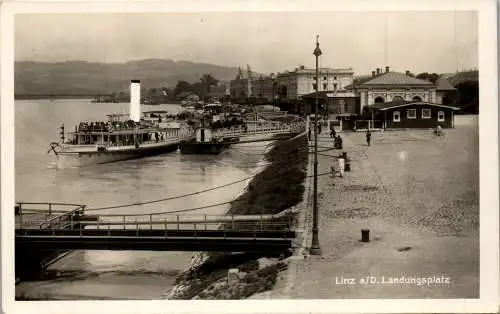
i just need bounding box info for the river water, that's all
[15,99,269,300]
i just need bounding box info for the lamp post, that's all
[310,35,322,255]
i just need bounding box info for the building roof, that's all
[301,90,357,99]
[358,72,434,86]
[370,100,460,111]
[435,77,456,91]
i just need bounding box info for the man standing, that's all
[366,130,372,146]
[337,155,345,178]
[330,126,336,138]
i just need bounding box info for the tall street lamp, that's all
[310,35,322,255]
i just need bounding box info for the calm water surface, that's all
[15,99,269,300]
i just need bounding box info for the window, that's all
[323,76,327,80]
[393,111,400,122]
[392,96,404,103]
[339,100,346,113]
[312,83,317,90]
[407,109,416,119]
[323,83,327,90]
[438,111,445,122]
[333,83,338,90]
[422,109,431,119]
[334,76,337,80]
[313,76,316,80]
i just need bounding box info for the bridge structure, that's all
[15,202,296,255]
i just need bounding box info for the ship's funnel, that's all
[130,80,141,122]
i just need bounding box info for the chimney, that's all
[405,70,410,76]
[372,71,376,77]
[385,66,390,73]
[376,68,380,76]
[130,80,141,122]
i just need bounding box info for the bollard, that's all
[361,229,370,242]
[227,268,240,287]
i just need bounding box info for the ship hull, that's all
[56,142,179,168]
[179,141,230,154]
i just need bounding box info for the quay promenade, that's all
[253,122,479,299]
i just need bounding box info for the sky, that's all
[14,11,478,76]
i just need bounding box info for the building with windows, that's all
[435,76,457,105]
[353,66,437,115]
[276,65,355,100]
[229,67,277,103]
[369,101,460,129]
[351,67,459,129]
[229,74,252,99]
[251,74,277,102]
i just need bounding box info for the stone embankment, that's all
[162,133,309,300]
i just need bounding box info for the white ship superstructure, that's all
[49,80,195,168]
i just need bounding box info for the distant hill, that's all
[15,59,241,96]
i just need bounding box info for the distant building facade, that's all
[276,65,355,101]
[251,75,276,102]
[434,77,457,105]
[349,67,459,129]
[352,67,437,115]
[229,75,252,99]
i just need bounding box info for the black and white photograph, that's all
[1,1,498,313]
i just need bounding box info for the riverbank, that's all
[162,133,309,299]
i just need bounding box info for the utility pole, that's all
[310,35,322,255]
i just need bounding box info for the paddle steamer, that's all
[49,80,195,167]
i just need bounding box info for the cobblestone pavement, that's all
[268,119,479,299]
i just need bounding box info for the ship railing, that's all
[62,128,195,148]
[212,123,304,138]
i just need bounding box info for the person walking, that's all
[434,125,442,137]
[366,130,372,146]
[330,127,336,139]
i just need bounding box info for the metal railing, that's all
[18,204,295,227]
[38,205,86,229]
[15,202,86,230]
[16,203,297,241]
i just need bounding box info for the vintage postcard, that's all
[1,0,498,313]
